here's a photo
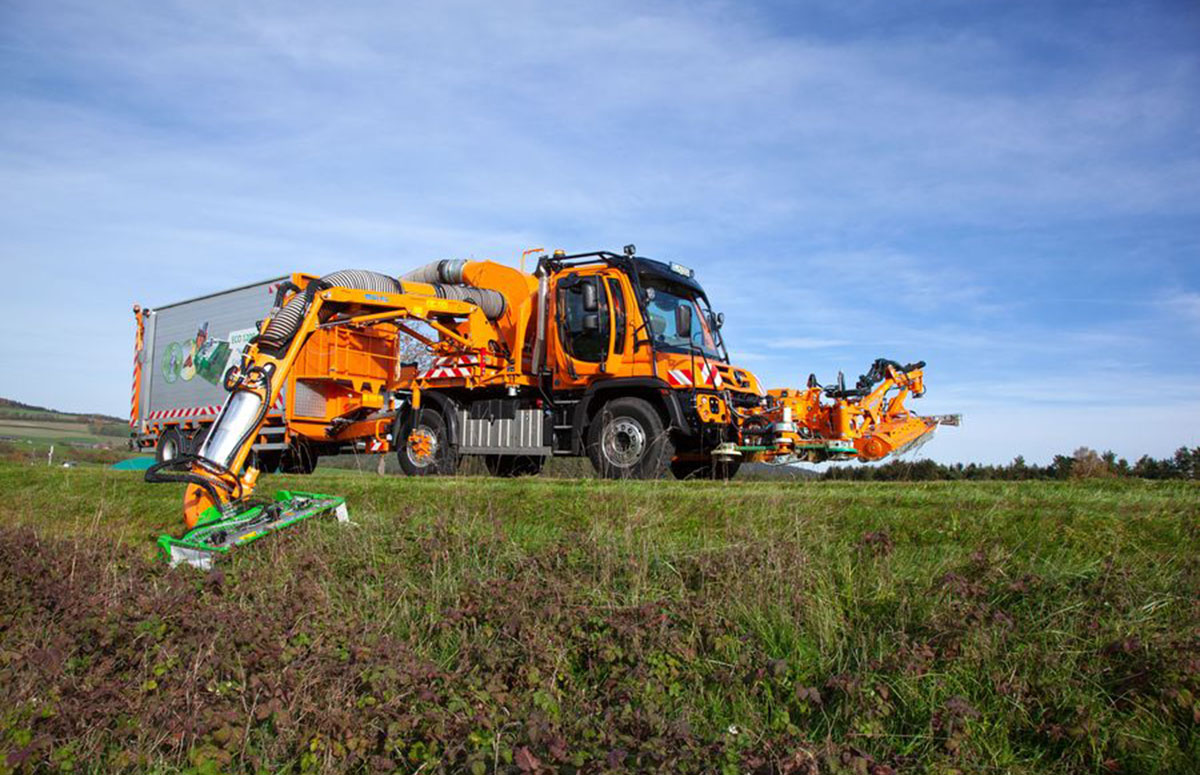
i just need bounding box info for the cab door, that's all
[549,270,613,389]
[601,272,638,378]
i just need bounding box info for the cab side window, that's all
[558,276,609,363]
[606,277,626,354]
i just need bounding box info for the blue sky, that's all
[2,0,1197,464]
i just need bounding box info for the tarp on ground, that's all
[111,456,155,471]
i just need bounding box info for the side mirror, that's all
[582,313,600,332]
[675,304,692,339]
[711,311,725,330]
[582,281,599,312]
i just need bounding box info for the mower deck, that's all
[157,489,348,570]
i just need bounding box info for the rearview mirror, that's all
[675,304,692,339]
[582,281,599,312]
[711,311,725,330]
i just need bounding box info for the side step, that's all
[157,490,348,570]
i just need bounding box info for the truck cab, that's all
[532,247,764,478]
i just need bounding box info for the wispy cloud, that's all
[760,337,850,350]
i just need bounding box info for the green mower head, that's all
[157,489,348,570]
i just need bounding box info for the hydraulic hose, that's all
[144,454,239,513]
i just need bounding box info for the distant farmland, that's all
[0,398,128,447]
[0,463,1196,773]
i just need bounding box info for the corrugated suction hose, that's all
[401,259,506,320]
[434,283,506,320]
[258,269,403,352]
[401,259,467,285]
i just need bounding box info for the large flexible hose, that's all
[401,260,506,320]
[434,283,506,320]
[401,259,467,285]
[258,269,404,352]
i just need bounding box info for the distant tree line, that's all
[821,446,1199,481]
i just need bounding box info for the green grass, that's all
[0,462,1196,774]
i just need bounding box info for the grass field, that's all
[0,462,1196,774]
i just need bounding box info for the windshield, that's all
[640,276,725,361]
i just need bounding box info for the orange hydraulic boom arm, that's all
[752,359,959,464]
[147,271,496,528]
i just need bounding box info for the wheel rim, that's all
[406,426,439,468]
[602,417,646,468]
[161,436,178,460]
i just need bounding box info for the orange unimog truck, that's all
[388,246,952,480]
[143,246,958,562]
[138,245,957,529]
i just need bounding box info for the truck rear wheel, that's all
[254,450,283,474]
[155,428,185,463]
[280,438,317,474]
[587,397,673,479]
[484,454,545,477]
[187,426,210,456]
[398,408,458,476]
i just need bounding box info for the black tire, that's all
[156,427,185,464]
[397,407,458,476]
[587,397,674,479]
[186,425,210,456]
[670,457,741,480]
[484,454,546,477]
[253,450,284,474]
[280,438,318,474]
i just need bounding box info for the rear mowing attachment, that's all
[157,490,348,570]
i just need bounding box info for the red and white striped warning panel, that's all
[666,368,693,388]
[147,405,223,421]
[148,397,285,423]
[666,361,724,389]
[130,351,140,427]
[367,438,386,453]
[421,354,479,380]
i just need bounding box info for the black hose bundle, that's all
[144,453,240,513]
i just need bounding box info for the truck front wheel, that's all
[587,397,674,479]
[398,408,458,476]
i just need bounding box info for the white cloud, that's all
[761,337,849,349]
